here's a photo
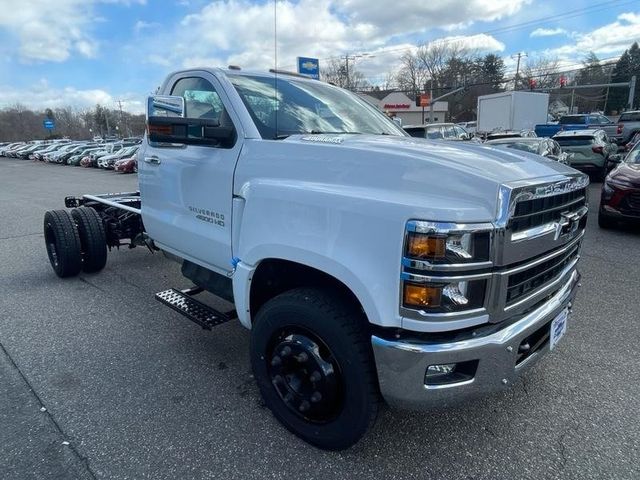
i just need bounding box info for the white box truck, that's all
[477,91,549,134]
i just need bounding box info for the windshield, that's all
[555,136,594,146]
[559,116,586,125]
[619,112,640,122]
[626,147,640,164]
[227,73,406,139]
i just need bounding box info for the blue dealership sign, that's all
[297,56,319,80]
[43,119,55,130]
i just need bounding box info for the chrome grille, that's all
[506,241,580,306]
[510,188,587,232]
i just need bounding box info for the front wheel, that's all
[250,288,380,450]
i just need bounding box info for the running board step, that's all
[155,288,236,330]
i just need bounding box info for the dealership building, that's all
[359,91,449,126]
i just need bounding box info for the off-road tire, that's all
[71,207,107,273]
[250,287,380,450]
[43,210,82,278]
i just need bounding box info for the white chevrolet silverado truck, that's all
[44,68,588,450]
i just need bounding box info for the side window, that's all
[426,127,443,139]
[599,115,611,125]
[443,125,456,138]
[170,76,235,147]
[171,77,226,122]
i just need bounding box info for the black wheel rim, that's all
[267,327,344,424]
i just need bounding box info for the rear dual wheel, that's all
[43,207,107,277]
[44,210,82,278]
[70,207,107,273]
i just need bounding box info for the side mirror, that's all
[147,95,185,118]
[146,95,235,147]
[608,153,623,164]
[459,133,469,140]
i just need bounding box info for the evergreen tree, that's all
[609,42,640,113]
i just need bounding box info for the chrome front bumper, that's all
[372,268,581,410]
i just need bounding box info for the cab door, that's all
[139,73,242,273]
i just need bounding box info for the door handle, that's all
[144,155,161,165]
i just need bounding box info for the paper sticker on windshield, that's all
[300,135,343,144]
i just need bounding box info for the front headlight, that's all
[402,278,487,313]
[602,182,615,201]
[401,221,493,316]
[404,221,491,266]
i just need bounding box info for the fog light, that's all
[424,360,478,386]
[403,283,442,308]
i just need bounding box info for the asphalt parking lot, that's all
[1,158,639,480]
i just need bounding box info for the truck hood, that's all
[238,133,581,223]
[608,162,640,187]
[287,134,574,183]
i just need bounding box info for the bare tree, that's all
[321,58,370,91]
[395,51,429,93]
[415,40,474,90]
[519,57,561,90]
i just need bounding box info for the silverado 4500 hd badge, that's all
[188,206,224,227]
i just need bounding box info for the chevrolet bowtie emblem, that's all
[554,211,580,240]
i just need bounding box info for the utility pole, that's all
[511,52,527,91]
[628,75,637,110]
[570,89,575,114]
[340,53,374,91]
[116,99,129,138]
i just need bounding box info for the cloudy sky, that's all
[0,0,638,113]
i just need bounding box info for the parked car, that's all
[485,137,569,163]
[16,143,46,159]
[552,129,618,180]
[615,110,640,145]
[599,144,640,228]
[404,123,471,141]
[99,146,139,169]
[47,143,85,163]
[31,143,67,161]
[456,121,477,135]
[485,130,537,141]
[114,155,137,173]
[68,145,102,166]
[0,142,26,156]
[535,114,620,138]
[625,131,640,152]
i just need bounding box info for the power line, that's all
[281,0,635,69]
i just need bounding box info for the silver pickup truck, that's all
[615,110,640,145]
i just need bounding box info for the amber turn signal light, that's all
[403,283,442,308]
[406,233,446,259]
